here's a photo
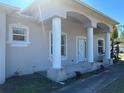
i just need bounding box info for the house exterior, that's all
[0,0,118,84]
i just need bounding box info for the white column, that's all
[105,32,111,59]
[0,12,6,84]
[52,17,61,69]
[87,27,94,63]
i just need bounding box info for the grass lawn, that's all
[0,70,102,93]
[98,76,124,93]
[0,73,63,93]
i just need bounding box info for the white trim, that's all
[76,36,87,63]
[75,0,118,24]
[9,41,31,47]
[49,31,68,61]
[0,2,19,10]
[97,38,105,56]
[62,32,68,60]
[8,23,31,47]
[0,12,6,84]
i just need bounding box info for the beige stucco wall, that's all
[6,15,105,78]
[6,15,51,77]
[61,19,85,66]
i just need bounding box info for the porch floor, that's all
[63,62,102,78]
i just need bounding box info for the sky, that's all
[82,0,124,24]
[0,0,123,24]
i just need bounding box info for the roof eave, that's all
[74,0,119,25]
[0,2,20,14]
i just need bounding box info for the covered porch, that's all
[47,11,112,81]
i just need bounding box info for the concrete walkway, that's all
[53,65,124,93]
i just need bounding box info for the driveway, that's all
[53,64,124,93]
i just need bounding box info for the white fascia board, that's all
[74,0,119,25]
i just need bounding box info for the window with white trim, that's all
[50,33,67,57]
[12,27,27,42]
[61,34,66,56]
[98,40,104,54]
[9,24,30,47]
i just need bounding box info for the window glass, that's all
[13,28,25,34]
[51,33,66,57]
[13,35,25,41]
[98,40,104,54]
[12,27,27,42]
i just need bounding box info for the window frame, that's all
[61,34,67,57]
[8,24,30,47]
[49,31,67,61]
[97,39,104,55]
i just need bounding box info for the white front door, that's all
[77,37,86,62]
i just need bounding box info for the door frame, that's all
[76,36,87,63]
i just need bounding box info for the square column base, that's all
[103,58,113,66]
[47,68,67,82]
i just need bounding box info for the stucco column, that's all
[87,27,94,63]
[0,12,6,84]
[105,32,111,59]
[52,17,61,69]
